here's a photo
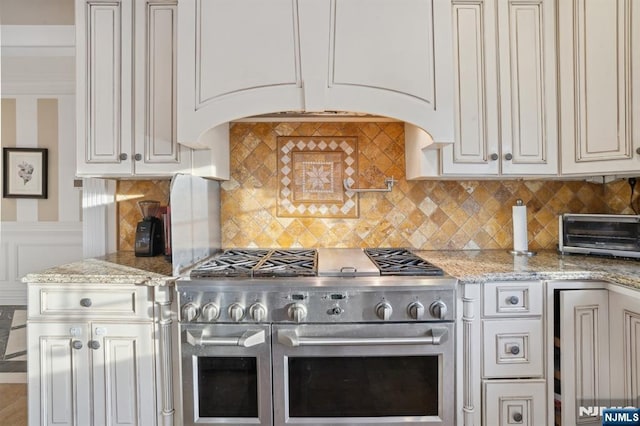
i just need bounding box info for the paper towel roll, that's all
[512,203,528,252]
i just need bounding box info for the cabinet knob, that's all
[80,298,92,308]
[504,153,513,161]
[513,412,523,422]
[490,153,499,161]
[134,153,142,161]
[510,345,520,355]
[508,295,519,305]
[119,153,128,161]
[88,340,101,350]
[72,340,83,350]
[636,147,640,155]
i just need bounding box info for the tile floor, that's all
[0,306,27,383]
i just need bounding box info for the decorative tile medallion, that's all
[277,137,358,218]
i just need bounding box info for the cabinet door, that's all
[498,0,557,175]
[177,0,303,144]
[91,322,157,426]
[322,0,454,142]
[560,290,610,426]
[134,0,191,176]
[28,323,91,426]
[609,290,640,407]
[76,0,133,176]
[442,0,500,175]
[89,322,156,426]
[558,0,640,175]
[483,380,546,426]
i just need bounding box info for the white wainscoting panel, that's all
[0,222,82,305]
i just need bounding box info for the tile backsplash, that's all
[116,180,170,251]
[114,123,637,251]
[220,122,635,250]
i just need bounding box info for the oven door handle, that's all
[186,329,266,348]
[277,327,448,347]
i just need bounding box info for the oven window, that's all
[197,357,258,418]
[288,356,439,417]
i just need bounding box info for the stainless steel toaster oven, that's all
[558,214,640,258]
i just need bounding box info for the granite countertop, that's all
[22,249,640,290]
[416,249,640,290]
[22,251,175,286]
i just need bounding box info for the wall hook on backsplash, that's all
[343,177,396,193]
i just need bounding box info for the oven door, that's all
[181,324,272,425]
[272,322,454,425]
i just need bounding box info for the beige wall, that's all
[0,0,74,25]
[1,99,17,221]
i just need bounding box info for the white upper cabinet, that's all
[497,0,557,176]
[177,0,454,148]
[76,0,191,177]
[133,0,192,176]
[438,0,557,177]
[559,0,640,175]
[76,0,133,176]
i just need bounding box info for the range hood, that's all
[177,0,455,178]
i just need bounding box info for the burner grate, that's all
[190,249,318,278]
[364,248,444,276]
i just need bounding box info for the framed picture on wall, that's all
[2,148,48,199]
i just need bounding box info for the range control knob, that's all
[375,302,393,321]
[288,303,307,323]
[181,303,200,322]
[429,300,448,320]
[407,302,425,320]
[228,303,245,322]
[249,303,267,322]
[201,303,220,321]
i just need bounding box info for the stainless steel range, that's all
[177,248,456,426]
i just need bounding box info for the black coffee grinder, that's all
[134,200,164,257]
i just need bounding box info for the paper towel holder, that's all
[509,199,537,256]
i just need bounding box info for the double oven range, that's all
[177,248,456,426]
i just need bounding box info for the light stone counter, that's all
[22,252,175,286]
[416,249,640,290]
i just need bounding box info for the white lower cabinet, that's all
[27,283,162,426]
[483,319,544,379]
[558,289,610,426]
[609,287,640,407]
[483,380,546,426]
[28,321,156,426]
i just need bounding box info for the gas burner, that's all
[254,249,318,277]
[190,249,270,278]
[191,249,318,278]
[364,248,444,276]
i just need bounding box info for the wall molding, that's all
[0,221,82,305]
[0,25,75,56]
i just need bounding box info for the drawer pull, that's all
[510,345,520,355]
[513,412,523,422]
[507,295,519,305]
[88,340,101,350]
[80,298,92,308]
[72,340,83,350]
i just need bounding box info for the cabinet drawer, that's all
[483,281,543,317]
[483,379,546,426]
[483,319,544,378]
[29,285,153,320]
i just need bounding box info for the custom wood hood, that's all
[177,0,454,151]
